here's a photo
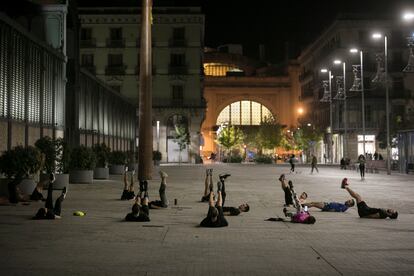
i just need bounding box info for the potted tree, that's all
[109,151,127,175]
[35,136,56,186]
[69,146,96,184]
[55,138,70,189]
[93,143,111,179]
[152,150,162,166]
[0,146,42,195]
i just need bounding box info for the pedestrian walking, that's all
[310,155,319,174]
[289,154,295,173]
[358,154,366,180]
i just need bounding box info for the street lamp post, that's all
[350,48,366,156]
[373,33,391,175]
[320,68,333,164]
[334,60,347,159]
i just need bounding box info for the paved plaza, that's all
[0,164,413,275]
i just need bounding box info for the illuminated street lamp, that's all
[297,107,304,115]
[372,32,391,175]
[349,48,366,156]
[402,11,414,21]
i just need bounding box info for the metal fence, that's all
[0,13,65,151]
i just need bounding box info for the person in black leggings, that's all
[33,174,67,220]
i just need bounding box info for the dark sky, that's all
[77,0,414,62]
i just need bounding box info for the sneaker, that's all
[125,166,129,172]
[278,174,285,181]
[219,173,231,180]
[341,178,348,189]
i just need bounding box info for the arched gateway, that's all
[200,48,301,159]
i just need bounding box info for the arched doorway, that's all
[166,114,189,163]
[216,100,274,126]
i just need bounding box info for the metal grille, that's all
[28,46,41,123]
[10,33,25,121]
[0,25,8,118]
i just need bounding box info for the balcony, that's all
[106,38,125,48]
[80,38,96,48]
[168,65,188,75]
[105,65,126,75]
[81,65,96,74]
[169,38,187,47]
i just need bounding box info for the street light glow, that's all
[307,123,312,127]
[320,68,328,73]
[333,59,342,64]
[349,48,358,53]
[297,107,304,114]
[403,11,414,21]
[372,33,382,39]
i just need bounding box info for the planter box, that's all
[54,174,69,189]
[110,165,125,175]
[94,167,109,179]
[69,170,93,184]
[19,179,37,195]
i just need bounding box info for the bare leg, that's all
[216,191,222,207]
[344,186,363,203]
[123,172,128,191]
[203,169,209,197]
[303,202,325,209]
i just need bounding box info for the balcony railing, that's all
[168,65,188,75]
[106,38,125,48]
[105,65,126,75]
[169,38,187,47]
[80,38,96,48]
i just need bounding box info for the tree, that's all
[174,124,190,164]
[216,125,244,158]
[293,124,324,157]
[255,117,284,154]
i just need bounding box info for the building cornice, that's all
[79,14,204,25]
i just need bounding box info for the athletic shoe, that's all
[125,166,129,172]
[341,178,348,189]
[278,174,285,181]
[219,173,231,180]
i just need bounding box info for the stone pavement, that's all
[0,164,413,275]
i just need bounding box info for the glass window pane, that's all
[262,105,273,121]
[230,102,240,125]
[217,106,230,125]
[241,101,250,125]
[251,101,261,125]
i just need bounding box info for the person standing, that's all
[358,154,366,180]
[289,154,295,173]
[310,155,319,174]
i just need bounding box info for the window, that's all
[81,54,94,66]
[170,54,185,66]
[357,135,376,156]
[110,28,122,40]
[216,101,274,126]
[108,54,123,66]
[173,27,185,40]
[81,28,92,40]
[172,85,184,103]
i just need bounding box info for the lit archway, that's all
[216,100,274,126]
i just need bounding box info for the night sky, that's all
[24,0,413,63]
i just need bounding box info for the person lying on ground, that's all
[149,170,169,209]
[222,203,250,216]
[279,174,293,206]
[282,183,316,224]
[200,182,228,228]
[125,180,150,222]
[303,199,355,212]
[121,167,135,200]
[341,178,398,219]
[33,174,67,220]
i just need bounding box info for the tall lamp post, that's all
[350,48,366,156]
[334,60,348,159]
[372,33,391,175]
[320,68,333,163]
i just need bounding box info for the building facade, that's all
[78,6,205,163]
[201,48,301,160]
[297,14,414,165]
